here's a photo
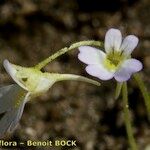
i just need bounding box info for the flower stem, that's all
[122,82,138,150]
[115,82,123,99]
[35,40,102,70]
[133,73,150,120]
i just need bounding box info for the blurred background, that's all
[0,0,150,149]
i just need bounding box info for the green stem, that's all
[133,73,150,120]
[35,40,102,70]
[122,82,138,150]
[115,82,123,100]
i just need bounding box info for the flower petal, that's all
[104,28,122,53]
[0,84,29,137]
[3,60,28,91]
[0,84,26,113]
[114,58,143,82]
[85,64,114,80]
[122,59,143,73]
[78,46,106,65]
[121,35,139,56]
[114,69,131,82]
[9,92,30,132]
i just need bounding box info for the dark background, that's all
[0,0,150,149]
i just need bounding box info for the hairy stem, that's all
[122,82,138,150]
[133,73,150,120]
[35,40,102,70]
[115,82,123,99]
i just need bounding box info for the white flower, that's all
[78,28,143,82]
[3,59,56,95]
[1,59,100,137]
[3,60,100,95]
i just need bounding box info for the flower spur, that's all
[0,58,100,137]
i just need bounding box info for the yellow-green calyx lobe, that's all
[104,51,125,71]
[14,90,27,108]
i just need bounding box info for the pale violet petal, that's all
[3,60,28,91]
[114,68,131,82]
[0,84,29,137]
[85,64,114,80]
[114,58,143,82]
[121,59,143,73]
[0,84,25,113]
[104,28,122,53]
[78,46,106,65]
[9,92,30,131]
[121,35,139,56]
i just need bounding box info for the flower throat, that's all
[104,51,124,71]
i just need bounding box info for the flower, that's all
[3,60,100,95]
[78,28,143,82]
[1,59,100,137]
[3,59,56,95]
